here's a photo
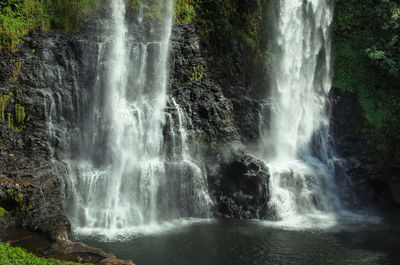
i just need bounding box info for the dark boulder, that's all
[208,153,269,219]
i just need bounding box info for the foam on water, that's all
[73,218,215,242]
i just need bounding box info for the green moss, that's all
[0,90,30,131]
[0,243,92,265]
[5,189,26,212]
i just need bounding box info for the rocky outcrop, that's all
[169,23,271,218]
[0,176,64,234]
[0,176,133,264]
[169,23,268,148]
[47,240,134,265]
[0,10,134,264]
[5,227,134,265]
[330,87,400,207]
[169,24,240,146]
[0,10,276,264]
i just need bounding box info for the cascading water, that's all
[47,0,211,238]
[260,0,350,226]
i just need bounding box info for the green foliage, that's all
[175,0,196,24]
[49,0,104,33]
[0,243,91,265]
[189,65,204,83]
[0,91,29,132]
[9,61,22,82]
[0,0,50,51]
[333,0,400,156]
[6,188,23,205]
[0,207,9,217]
[7,188,14,196]
[0,0,104,50]
[125,0,140,10]
[17,192,24,204]
[15,103,26,124]
[185,0,269,65]
[0,92,13,120]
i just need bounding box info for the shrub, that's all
[0,243,92,265]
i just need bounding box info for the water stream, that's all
[45,0,356,241]
[258,0,351,226]
[47,0,211,239]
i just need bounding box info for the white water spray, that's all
[261,0,348,226]
[47,0,211,239]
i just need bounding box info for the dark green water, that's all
[80,213,400,265]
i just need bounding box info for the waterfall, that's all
[47,0,211,239]
[260,0,349,226]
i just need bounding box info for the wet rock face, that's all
[169,23,267,147]
[330,87,366,158]
[169,24,240,144]
[169,24,271,218]
[348,165,400,206]
[208,153,270,219]
[0,26,85,235]
[330,87,400,207]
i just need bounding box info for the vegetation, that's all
[194,0,269,62]
[9,61,22,82]
[190,64,204,83]
[175,0,196,24]
[0,243,91,265]
[172,0,273,91]
[0,91,29,132]
[0,92,13,120]
[1,0,270,67]
[333,0,400,156]
[0,207,9,218]
[0,0,104,51]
